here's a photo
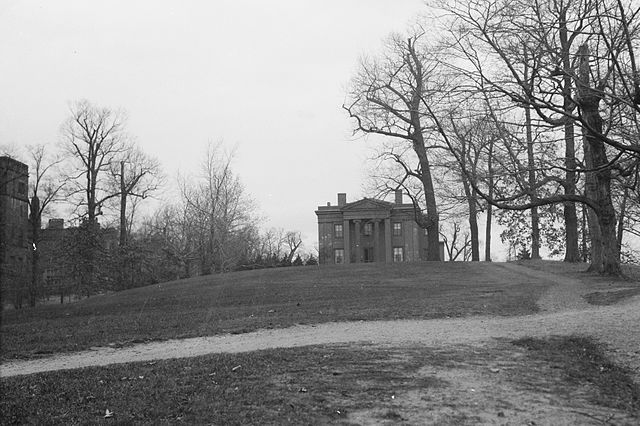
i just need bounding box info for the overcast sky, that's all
[0,0,430,251]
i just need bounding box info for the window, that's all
[334,249,344,264]
[393,247,404,262]
[18,182,27,195]
[393,222,402,236]
[363,222,373,236]
[334,224,343,238]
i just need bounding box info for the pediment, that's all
[341,198,393,212]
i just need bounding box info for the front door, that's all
[364,247,374,262]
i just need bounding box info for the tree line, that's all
[345,0,639,275]
[2,101,312,309]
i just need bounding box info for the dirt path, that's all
[2,264,639,380]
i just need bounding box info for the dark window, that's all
[334,224,343,238]
[334,249,344,264]
[393,222,402,236]
[363,222,373,236]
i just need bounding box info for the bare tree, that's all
[435,0,640,275]
[62,100,127,222]
[146,203,200,280]
[110,144,163,247]
[444,109,504,261]
[283,231,303,265]
[61,100,127,290]
[26,144,66,306]
[180,142,257,273]
[345,30,443,260]
[440,221,472,261]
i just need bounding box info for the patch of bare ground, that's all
[2,340,638,425]
[347,339,639,425]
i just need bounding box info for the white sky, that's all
[0,0,429,251]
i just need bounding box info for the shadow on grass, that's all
[512,335,640,416]
[0,344,451,425]
[2,337,638,425]
[584,288,640,305]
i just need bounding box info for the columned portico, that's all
[316,191,439,265]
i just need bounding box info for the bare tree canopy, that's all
[110,143,163,246]
[425,0,640,275]
[61,100,128,223]
[345,30,445,261]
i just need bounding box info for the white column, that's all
[343,219,350,263]
[354,220,361,263]
[384,217,392,262]
[374,220,380,262]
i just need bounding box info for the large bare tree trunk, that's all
[577,44,620,275]
[563,120,579,263]
[413,134,441,260]
[485,138,494,262]
[119,161,127,247]
[562,110,579,263]
[468,190,480,261]
[485,205,492,262]
[559,8,579,263]
[461,178,480,261]
[524,103,541,259]
[617,187,628,254]
[408,40,441,261]
[583,138,603,270]
[458,137,480,261]
[580,203,589,262]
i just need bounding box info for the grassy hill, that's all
[1,262,553,360]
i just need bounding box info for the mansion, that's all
[315,191,444,264]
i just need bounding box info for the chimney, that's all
[48,218,64,229]
[395,189,403,205]
[338,193,347,207]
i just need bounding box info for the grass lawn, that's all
[1,336,638,425]
[1,262,551,360]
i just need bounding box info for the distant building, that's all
[38,218,68,292]
[0,156,30,306]
[39,218,118,296]
[316,190,444,264]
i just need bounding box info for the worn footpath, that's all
[1,263,639,380]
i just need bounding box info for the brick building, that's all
[316,191,444,264]
[0,156,30,306]
[38,218,119,297]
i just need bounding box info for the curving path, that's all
[2,264,639,379]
